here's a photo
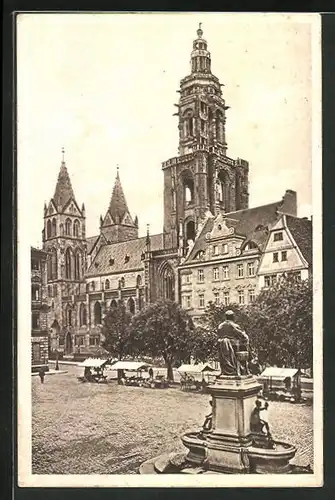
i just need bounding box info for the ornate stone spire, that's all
[108,168,131,225]
[52,148,76,211]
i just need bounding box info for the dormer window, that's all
[109,258,115,266]
[94,262,99,268]
[141,253,145,261]
[124,255,130,263]
[213,245,219,256]
[274,231,283,242]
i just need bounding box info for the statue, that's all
[250,399,275,449]
[217,310,250,377]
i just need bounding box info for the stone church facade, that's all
[42,26,309,354]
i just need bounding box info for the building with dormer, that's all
[41,26,311,353]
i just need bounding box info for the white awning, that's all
[110,361,152,371]
[80,358,110,368]
[178,363,218,374]
[259,367,299,380]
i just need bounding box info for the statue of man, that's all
[217,310,250,376]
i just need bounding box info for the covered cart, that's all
[78,357,112,383]
[258,367,302,402]
[178,363,220,392]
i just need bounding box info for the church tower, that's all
[162,25,249,254]
[42,149,86,345]
[99,168,138,243]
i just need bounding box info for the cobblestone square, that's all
[32,365,313,474]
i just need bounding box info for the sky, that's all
[16,12,318,248]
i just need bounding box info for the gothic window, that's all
[65,248,73,279]
[120,277,125,288]
[105,279,110,290]
[47,220,52,239]
[128,297,135,314]
[52,218,57,236]
[159,262,175,301]
[74,250,82,280]
[60,223,64,236]
[67,307,73,326]
[65,218,72,236]
[183,109,193,137]
[73,219,80,237]
[185,220,196,246]
[94,301,102,325]
[79,303,87,326]
[218,170,230,210]
[182,172,194,206]
[110,299,117,308]
[136,275,142,287]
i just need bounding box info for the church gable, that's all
[47,200,57,215]
[121,211,134,226]
[62,198,82,216]
[102,212,115,227]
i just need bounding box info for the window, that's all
[136,275,142,287]
[223,291,230,306]
[47,220,51,239]
[32,312,39,329]
[214,292,220,305]
[32,284,40,301]
[105,279,110,290]
[281,251,287,261]
[48,285,52,297]
[274,232,283,242]
[76,336,85,346]
[94,302,102,325]
[31,259,39,270]
[222,266,229,280]
[288,271,301,281]
[222,244,228,254]
[264,274,277,287]
[120,277,125,288]
[198,269,204,283]
[67,309,73,326]
[199,294,205,308]
[273,252,279,263]
[237,264,244,278]
[213,267,220,281]
[247,262,255,277]
[79,303,87,326]
[128,297,136,314]
[213,245,219,256]
[183,295,191,309]
[52,218,57,237]
[65,218,72,236]
[65,248,72,279]
[53,284,57,296]
[248,289,255,303]
[74,251,81,280]
[238,290,244,305]
[73,220,80,237]
[89,336,99,346]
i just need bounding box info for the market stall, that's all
[258,367,302,402]
[78,357,112,383]
[178,363,220,392]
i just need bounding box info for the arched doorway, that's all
[65,332,72,354]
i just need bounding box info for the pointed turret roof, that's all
[52,150,76,211]
[108,169,130,224]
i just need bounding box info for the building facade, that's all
[41,26,312,352]
[31,247,49,371]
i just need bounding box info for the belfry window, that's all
[65,248,73,279]
[65,218,72,236]
[183,109,194,137]
[52,218,57,237]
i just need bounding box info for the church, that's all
[42,25,309,355]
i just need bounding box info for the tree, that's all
[130,300,194,381]
[247,276,313,369]
[102,303,134,361]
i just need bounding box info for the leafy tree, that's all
[247,276,313,369]
[102,303,134,361]
[130,300,194,381]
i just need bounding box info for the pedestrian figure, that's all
[148,367,154,379]
[38,368,45,384]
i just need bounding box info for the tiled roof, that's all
[184,201,282,264]
[86,235,99,254]
[52,161,76,211]
[86,233,163,277]
[286,215,312,266]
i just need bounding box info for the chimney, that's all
[280,190,297,216]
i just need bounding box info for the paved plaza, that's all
[32,364,313,475]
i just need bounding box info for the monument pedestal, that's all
[182,375,262,473]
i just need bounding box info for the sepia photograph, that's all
[17,12,322,487]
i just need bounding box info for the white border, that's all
[17,11,323,488]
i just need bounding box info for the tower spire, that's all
[191,22,211,74]
[52,149,76,211]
